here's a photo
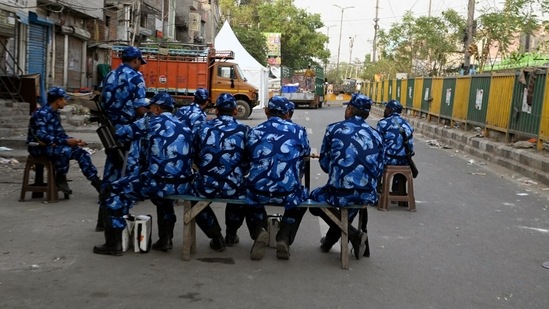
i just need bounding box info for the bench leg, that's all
[319,208,350,270]
[182,201,192,261]
[340,208,349,270]
[182,200,212,261]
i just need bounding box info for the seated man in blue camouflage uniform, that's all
[309,94,384,259]
[246,96,311,260]
[93,92,194,256]
[376,100,415,203]
[191,93,257,252]
[27,87,101,195]
[174,88,210,128]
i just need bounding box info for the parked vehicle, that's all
[280,65,325,109]
[111,45,259,119]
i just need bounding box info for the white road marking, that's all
[517,226,549,233]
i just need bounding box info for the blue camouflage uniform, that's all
[376,100,414,194]
[376,100,414,166]
[27,89,99,185]
[103,98,193,231]
[174,88,210,129]
[192,93,261,245]
[246,96,310,259]
[175,103,207,128]
[94,47,149,232]
[310,94,383,257]
[100,62,148,185]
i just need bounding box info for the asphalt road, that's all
[1,104,548,308]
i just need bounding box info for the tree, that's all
[475,0,548,72]
[219,0,330,69]
[376,10,466,77]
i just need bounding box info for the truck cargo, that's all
[280,65,325,109]
[111,45,259,119]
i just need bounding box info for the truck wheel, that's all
[318,101,323,109]
[235,100,251,120]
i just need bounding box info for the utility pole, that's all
[349,35,355,71]
[463,0,475,75]
[372,0,380,62]
[334,4,354,82]
[428,0,432,17]
[323,25,336,76]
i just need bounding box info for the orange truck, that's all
[111,45,259,119]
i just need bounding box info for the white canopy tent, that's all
[215,21,269,108]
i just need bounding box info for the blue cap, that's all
[287,101,295,113]
[122,46,147,64]
[194,88,209,104]
[268,96,289,114]
[149,92,174,109]
[385,100,403,114]
[47,87,70,100]
[344,94,372,112]
[216,93,236,110]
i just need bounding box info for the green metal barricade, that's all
[509,69,547,138]
[440,77,457,121]
[466,74,491,128]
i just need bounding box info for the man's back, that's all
[193,115,249,198]
[175,103,206,129]
[377,113,414,165]
[247,117,310,200]
[101,64,148,127]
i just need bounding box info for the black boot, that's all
[152,220,175,252]
[93,229,123,256]
[320,227,341,252]
[55,174,72,195]
[250,227,269,261]
[225,231,240,247]
[275,222,292,260]
[95,206,105,232]
[210,234,226,252]
[349,227,367,260]
[91,177,102,193]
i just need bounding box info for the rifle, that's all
[90,94,126,168]
[398,128,418,178]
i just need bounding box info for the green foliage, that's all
[377,10,465,76]
[219,0,330,69]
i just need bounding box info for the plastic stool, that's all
[378,165,416,212]
[19,155,59,203]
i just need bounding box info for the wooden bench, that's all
[165,194,371,270]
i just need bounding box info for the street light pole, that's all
[334,4,353,82]
[323,25,336,74]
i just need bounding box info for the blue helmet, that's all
[216,93,236,110]
[268,96,290,114]
[344,94,372,112]
[385,100,403,114]
[122,46,147,64]
[194,88,209,104]
[47,87,70,100]
[149,92,174,109]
